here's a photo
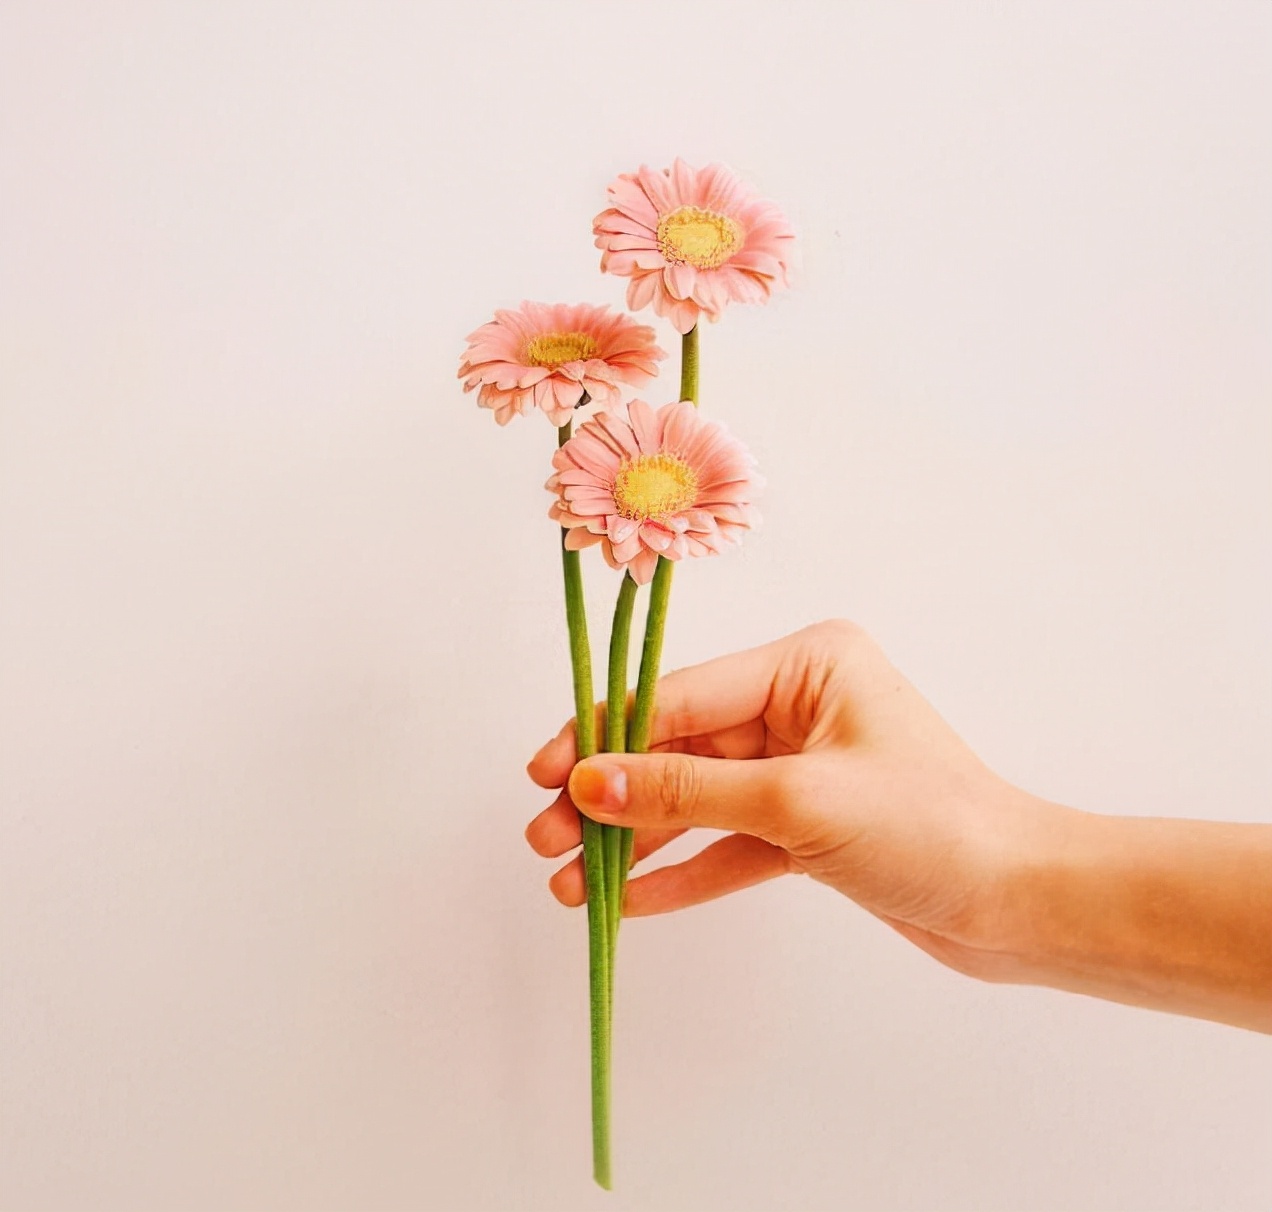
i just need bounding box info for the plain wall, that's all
[1,2,1270,1209]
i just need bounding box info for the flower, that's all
[593,159,794,335]
[548,400,760,585]
[459,301,665,426]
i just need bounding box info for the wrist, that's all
[990,796,1103,973]
[962,787,1095,983]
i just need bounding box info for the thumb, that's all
[568,751,799,844]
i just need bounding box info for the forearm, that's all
[995,802,1272,1033]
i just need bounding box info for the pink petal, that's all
[601,248,666,275]
[567,496,619,517]
[564,527,602,551]
[477,383,511,411]
[696,164,743,212]
[604,177,660,226]
[692,272,729,313]
[555,467,608,487]
[607,515,639,544]
[636,164,677,212]
[553,377,583,412]
[583,418,632,463]
[626,272,661,312]
[566,434,621,479]
[696,480,753,505]
[729,250,784,276]
[561,486,614,507]
[671,157,697,202]
[611,532,643,563]
[582,378,622,407]
[639,522,674,553]
[594,209,657,238]
[593,409,640,458]
[718,268,771,304]
[517,367,551,388]
[600,233,660,253]
[664,262,696,300]
[628,399,659,453]
[599,539,625,572]
[667,297,700,334]
[659,400,699,453]
[627,548,660,585]
[683,509,718,532]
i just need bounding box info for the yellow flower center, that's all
[656,206,745,269]
[525,331,599,368]
[613,453,699,521]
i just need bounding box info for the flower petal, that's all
[607,515,639,545]
[627,548,660,585]
[626,272,661,312]
[564,527,602,550]
[628,399,660,454]
[639,522,675,552]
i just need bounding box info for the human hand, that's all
[525,620,1057,979]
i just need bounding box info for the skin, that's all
[526,620,1272,1034]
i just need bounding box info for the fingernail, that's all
[569,761,627,816]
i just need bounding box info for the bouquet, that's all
[459,158,793,1189]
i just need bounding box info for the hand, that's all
[525,619,1051,979]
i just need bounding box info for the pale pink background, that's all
[2,3,1270,1210]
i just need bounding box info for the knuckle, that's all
[813,617,866,648]
[655,754,701,822]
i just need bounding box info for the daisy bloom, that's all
[459,301,665,426]
[548,400,761,585]
[593,158,794,335]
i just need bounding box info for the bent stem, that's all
[619,326,699,889]
[558,419,612,1190]
[621,557,673,887]
[605,573,638,980]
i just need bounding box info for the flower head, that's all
[593,159,794,334]
[548,400,761,585]
[459,301,665,426]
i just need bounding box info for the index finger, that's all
[526,637,783,789]
[645,637,784,749]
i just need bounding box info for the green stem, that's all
[605,574,637,974]
[620,327,699,886]
[626,557,674,759]
[558,419,612,1190]
[679,323,699,404]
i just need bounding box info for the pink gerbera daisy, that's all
[459,301,665,426]
[593,158,794,335]
[547,400,761,585]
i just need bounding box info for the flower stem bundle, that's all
[460,159,791,1190]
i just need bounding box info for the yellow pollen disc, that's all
[525,331,600,368]
[656,205,745,270]
[613,453,699,522]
